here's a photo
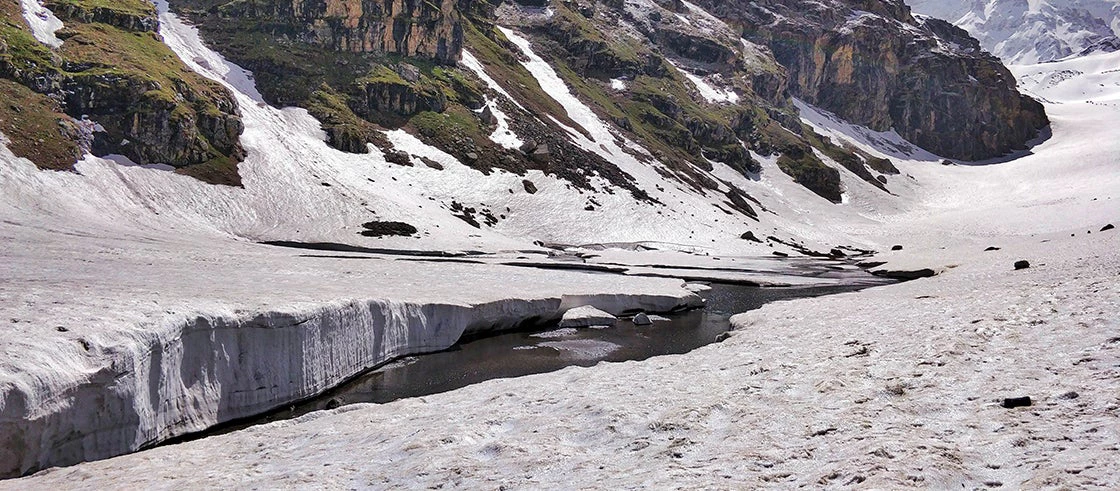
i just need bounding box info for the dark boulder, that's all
[871,268,937,280]
[360,221,419,237]
[385,150,413,166]
[740,231,763,243]
[1001,396,1032,409]
[1014,260,1030,270]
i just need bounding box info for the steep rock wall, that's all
[177,0,464,63]
[692,0,1049,161]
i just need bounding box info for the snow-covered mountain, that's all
[2,0,1112,481]
[909,0,1120,63]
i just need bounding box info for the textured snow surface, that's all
[9,232,1117,489]
[18,0,63,48]
[0,201,701,476]
[2,0,1120,484]
[909,0,1120,63]
[12,35,1118,485]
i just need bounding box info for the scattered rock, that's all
[360,221,418,237]
[418,156,443,170]
[464,151,479,162]
[891,245,903,251]
[479,105,497,126]
[1102,223,1115,232]
[55,326,68,332]
[384,150,412,166]
[558,306,618,328]
[984,246,1001,251]
[325,398,344,410]
[529,144,551,163]
[740,231,762,243]
[714,332,732,343]
[871,268,937,280]
[632,313,652,326]
[772,251,789,257]
[1014,260,1030,270]
[395,63,421,83]
[519,139,538,154]
[829,248,846,258]
[1001,396,1032,408]
[1058,391,1079,400]
[522,179,538,194]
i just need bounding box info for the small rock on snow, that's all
[1014,260,1031,270]
[558,306,617,328]
[1001,396,1032,408]
[1101,223,1115,232]
[740,231,762,242]
[985,246,1001,251]
[891,245,903,251]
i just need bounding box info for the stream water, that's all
[181,279,889,441]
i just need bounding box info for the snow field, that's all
[9,230,1116,489]
[0,216,701,476]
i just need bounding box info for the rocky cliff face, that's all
[4,0,1052,192]
[0,0,245,184]
[178,0,464,63]
[693,0,1049,161]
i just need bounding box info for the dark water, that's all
[184,281,885,439]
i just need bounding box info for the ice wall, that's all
[0,291,698,477]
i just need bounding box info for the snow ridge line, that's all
[0,292,699,477]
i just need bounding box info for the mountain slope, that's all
[0,0,1064,477]
[909,0,1120,63]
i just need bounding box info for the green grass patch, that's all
[0,79,81,170]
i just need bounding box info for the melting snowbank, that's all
[0,219,700,477]
[10,230,1117,489]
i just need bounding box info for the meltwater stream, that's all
[183,279,888,441]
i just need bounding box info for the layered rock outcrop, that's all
[179,0,464,63]
[0,0,245,184]
[692,0,1049,161]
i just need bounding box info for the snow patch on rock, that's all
[669,60,741,104]
[19,0,63,48]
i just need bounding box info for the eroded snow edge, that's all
[0,290,699,477]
